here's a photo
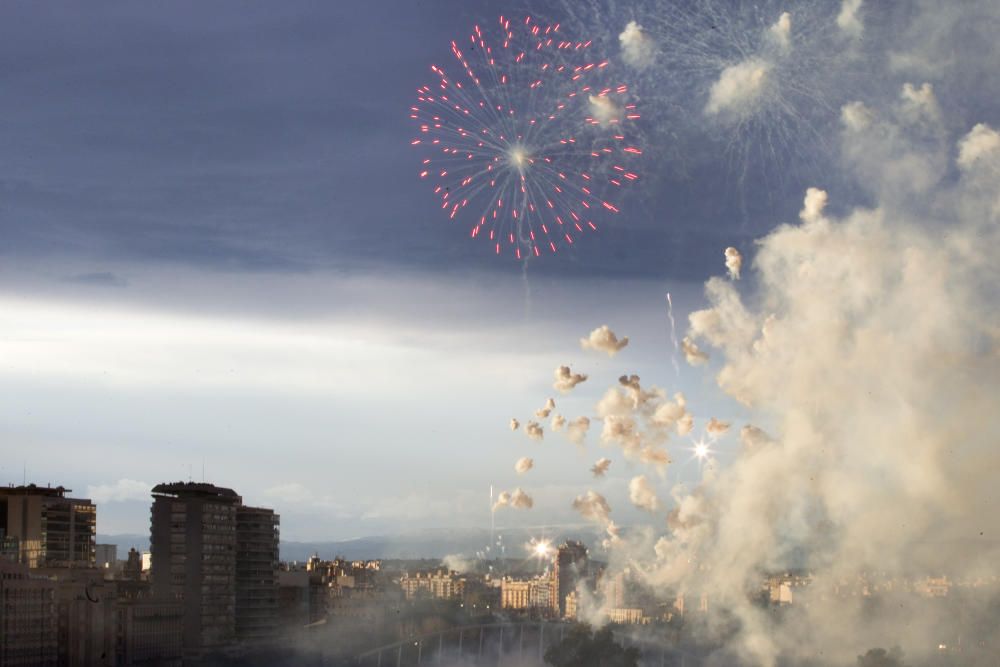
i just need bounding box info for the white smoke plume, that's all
[580,324,630,356]
[553,365,588,393]
[705,417,730,438]
[509,418,520,431]
[681,336,709,365]
[836,0,864,38]
[442,554,473,574]
[566,416,591,444]
[637,114,1000,664]
[514,457,534,475]
[629,474,660,512]
[524,421,543,441]
[590,457,611,477]
[619,20,656,69]
[588,94,623,125]
[551,414,566,431]
[535,397,555,419]
[724,246,742,280]
[572,490,612,524]
[493,488,533,511]
[705,59,771,118]
[767,12,792,52]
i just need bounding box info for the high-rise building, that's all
[149,482,240,654]
[235,505,279,644]
[95,544,117,570]
[0,559,57,666]
[554,540,588,617]
[0,485,96,568]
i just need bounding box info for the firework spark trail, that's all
[411,15,642,258]
[665,292,680,376]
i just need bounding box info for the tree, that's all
[857,647,906,667]
[544,624,640,667]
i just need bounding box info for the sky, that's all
[0,0,997,562]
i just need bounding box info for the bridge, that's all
[352,622,704,667]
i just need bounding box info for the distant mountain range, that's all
[98,526,598,563]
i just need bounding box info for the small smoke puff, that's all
[514,457,534,475]
[525,421,544,441]
[837,0,864,38]
[629,475,660,512]
[957,123,1000,170]
[601,415,642,450]
[551,414,566,431]
[639,446,671,468]
[677,413,694,436]
[705,59,771,117]
[572,490,611,524]
[724,247,743,280]
[618,374,641,392]
[652,393,688,429]
[800,187,828,224]
[566,416,591,444]
[706,418,731,437]
[767,12,792,52]
[591,457,612,477]
[899,82,940,124]
[553,365,588,393]
[841,101,874,132]
[588,95,623,125]
[581,325,630,357]
[494,488,533,511]
[603,521,623,549]
[740,424,772,451]
[535,397,556,419]
[509,418,520,431]
[681,336,709,365]
[619,20,655,69]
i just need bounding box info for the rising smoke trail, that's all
[665,292,681,376]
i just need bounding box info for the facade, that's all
[0,485,96,568]
[399,569,465,600]
[500,575,556,614]
[0,560,57,667]
[554,541,588,617]
[149,482,240,654]
[235,505,280,643]
[115,597,183,666]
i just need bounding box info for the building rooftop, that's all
[0,483,77,498]
[151,481,241,500]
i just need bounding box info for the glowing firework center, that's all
[411,15,642,259]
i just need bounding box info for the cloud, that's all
[572,490,611,524]
[836,0,864,38]
[551,414,566,431]
[705,59,771,118]
[740,424,772,451]
[515,457,534,475]
[86,479,150,503]
[510,418,520,431]
[553,365,588,393]
[566,416,591,444]
[619,20,656,69]
[629,475,660,512]
[525,421,544,441]
[591,457,611,477]
[580,325,630,356]
[724,247,742,280]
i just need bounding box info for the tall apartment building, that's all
[0,485,95,568]
[0,559,57,667]
[554,541,588,617]
[399,570,466,600]
[235,505,279,644]
[150,482,240,654]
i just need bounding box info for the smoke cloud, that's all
[535,397,556,419]
[524,421,543,441]
[565,416,591,444]
[705,59,771,118]
[705,417,730,438]
[493,488,533,511]
[553,365,588,393]
[619,20,655,69]
[681,336,709,365]
[767,12,792,52]
[572,490,612,524]
[514,457,534,475]
[509,418,520,431]
[837,0,864,38]
[551,414,566,431]
[580,325,630,356]
[724,246,742,280]
[628,474,660,512]
[590,457,611,477]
